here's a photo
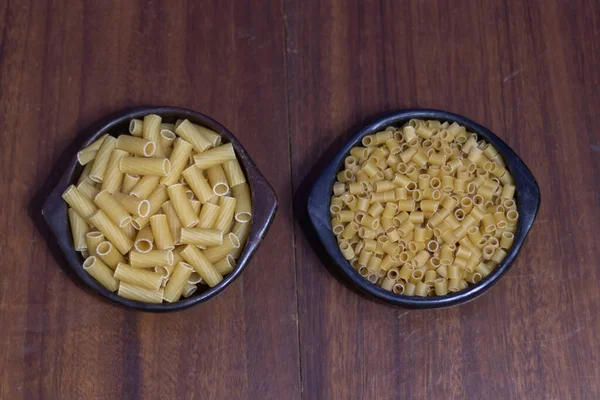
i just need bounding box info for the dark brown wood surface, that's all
[0,0,599,399]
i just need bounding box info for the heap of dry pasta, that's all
[63,115,252,303]
[330,120,518,297]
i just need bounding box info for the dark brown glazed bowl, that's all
[42,106,278,312]
[307,109,540,309]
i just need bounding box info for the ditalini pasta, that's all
[330,120,519,297]
[63,114,252,303]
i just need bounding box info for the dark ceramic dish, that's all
[42,106,278,312]
[307,109,540,309]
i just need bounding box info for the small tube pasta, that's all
[206,165,229,196]
[182,165,215,203]
[88,210,134,254]
[180,245,223,287]
[214,196,236,233]
[118,282,164,303]
[163,262,194,302]
[231,183,252,223]
[197,202,220,229]
[83,256,118,292]
[119,157,171,176]
[68,208,89,251]
[62,185,98,220]
[230,222,250,259]
[89,135,117,183]
[167,184,200,228]
[222,159,246,187]
[161,138,194,186]
[182,282,198,298]
[114,263,164,291]
[150,214,175,250]
[130,250,174,268]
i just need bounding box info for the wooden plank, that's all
[285,0,600,398]
[0,1,300,399]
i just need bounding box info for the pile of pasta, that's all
[331,120,519,297]
[63,115,252,303]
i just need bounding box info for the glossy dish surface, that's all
[42,106,278,312]
[308,109,540,309]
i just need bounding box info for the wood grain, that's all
[0,1,299,399]
[285,0,600,399]
[1,0,599,399]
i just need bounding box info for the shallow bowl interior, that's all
[308,109,540,309]
[42,106,278,312]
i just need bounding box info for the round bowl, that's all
[307,109,540,309]
[42,106,278,312]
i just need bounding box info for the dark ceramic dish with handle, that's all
[42,106,278,312]
[307,109,540,309]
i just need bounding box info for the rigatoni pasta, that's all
[64,114,253,303]
[330,119,519,297]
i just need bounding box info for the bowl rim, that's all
[307,109,540,309]
[42,106,278,312]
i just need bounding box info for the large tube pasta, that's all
[206,165,229,196]
[175,119,212,152]
[179,245,223,287]
[231,183,252,223]
[101,149,129,193]
[114,263,163,291]
[130,250,174,268]
[89,135,117,183]
[197,203,220,229]
[118,282,164,303]
[83,256,118,292]
[142,114,164,156]
[119,157,171,176]
[163,262,194,302]
[88,210,134,255]
[94,190,132,227]
[167,184,199,228]
[96,241,125,269]
[222,159,246,187]
[193,143,236,170]
[68,208,89,251]
[62,185,98,220]
[85,231,105,258]
[161,138,193,186]
[214,196,236,233]
[64,114,253,304]
[181,165,214,203]
[150,214,175,250]
[180,227,223,247]
[77,134,108,165]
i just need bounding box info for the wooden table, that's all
[1,0,598,399]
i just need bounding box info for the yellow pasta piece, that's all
[83,256,118,292]
[68,208,89,251]
[119,157,171,176]
[118,281,164,303]
[89,135,117,183]
[161,138,194,186]
[88,210,133,255]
